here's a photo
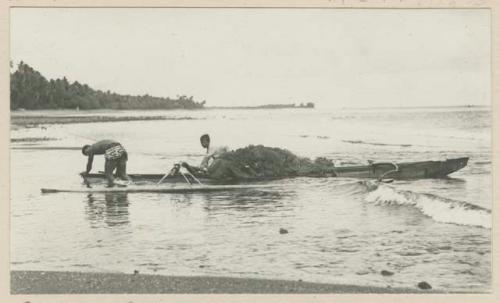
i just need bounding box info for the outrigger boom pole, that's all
[157,163,204,186]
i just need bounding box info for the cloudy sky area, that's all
[10,8,490,108]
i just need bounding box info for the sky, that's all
[10,8,491,108]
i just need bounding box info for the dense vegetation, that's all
[10,61,206,110]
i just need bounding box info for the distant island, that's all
[209,103,315,110]
[10,61,206,110]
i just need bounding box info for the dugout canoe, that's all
[83,157,469,184]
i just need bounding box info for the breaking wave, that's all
[364,185,491,229]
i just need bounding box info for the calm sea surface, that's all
[10,107,492,291]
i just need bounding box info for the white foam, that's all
[364,185,491,229]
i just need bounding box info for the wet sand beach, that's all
[10,271,437,294]
[10,113,200,127]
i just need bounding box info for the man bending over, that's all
[81,139,130,187]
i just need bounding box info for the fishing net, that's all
[207,145,337,180]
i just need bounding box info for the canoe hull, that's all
[334,157,469,179]
[84,157,469,184]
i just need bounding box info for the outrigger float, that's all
[41,184,275,194]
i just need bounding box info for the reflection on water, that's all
[202,188,294,212]
[85,193,130,227]
[169,193,195,206]
[82,188,294,228]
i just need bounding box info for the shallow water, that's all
[10,106,491,292]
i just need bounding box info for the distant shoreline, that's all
[207,103,314,109]
[11,270,440,294]
[10,104,315,112]
[10,104,489,113]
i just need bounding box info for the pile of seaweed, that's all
[207,145,337,180]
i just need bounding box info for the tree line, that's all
[10,61,206,110]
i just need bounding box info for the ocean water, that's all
[10,106,492,292]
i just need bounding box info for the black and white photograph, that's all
[3,0,497,299]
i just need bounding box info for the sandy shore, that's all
[10,270,437,294]
[10,114,200,127]
[10,137,59,143]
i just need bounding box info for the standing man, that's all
[81,139,130,187]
